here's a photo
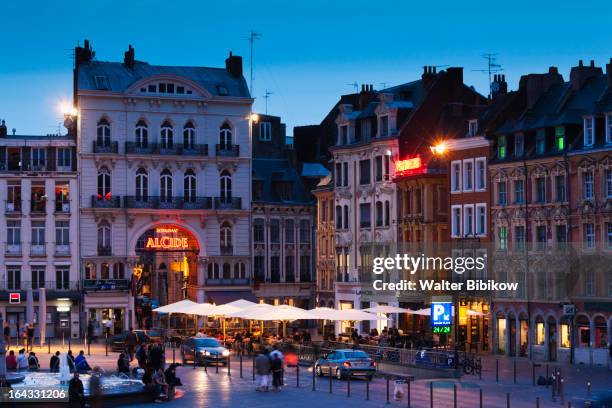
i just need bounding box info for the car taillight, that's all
[342,362,351,367]
[370,361,376,367]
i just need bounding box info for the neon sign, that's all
[145,236,188,250]
[395,156,423,175]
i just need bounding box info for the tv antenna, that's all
[244,30,262,95]
[263,89,274,114]
[346,82,359,92]
[473,53,503,99]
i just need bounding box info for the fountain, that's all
[59,352,71,384]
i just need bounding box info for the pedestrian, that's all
[89,366,103,408]
[68,372,85,408]
[27,323,34,351]
[17,348,28,371]
[6,350,17,370]
[270,352,283,391]
[21,324,29,350]
[50,351,61,372]
[154,368,169,399]
[87,320,94,345]
[104,318,113,337]
[75,350,92,372]
[67,349,76,373]
[126,327,138,361]
[117,352,130,375]
[28,351,40,371]
[254,350,271,392]
[3,320,10,349]
[148,343,164,371]
[136,343,148,369]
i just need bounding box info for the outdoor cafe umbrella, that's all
[152,299,201,333]
[363,305,411,314]
[236,305,317,337]
[39,288,46,346]
[212,299,258,316]
[407,307,486,316]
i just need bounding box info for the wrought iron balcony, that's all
[97,246,112,256]
[55,199,71,213]
[5,243,21,256]
[30,243,46,256]
[0,280,80,291]
[4,200,21,214]
[124,196,213,210]
[214,197,242,210]
[55,243,71,256]
[125,142,208,156]
[91,195,121,208]
[30,200,46,214]
[93,141,119,154]
[205,278,250,286]
[83,279,129,291]
[215,144,240,157]
[220,245,233,255]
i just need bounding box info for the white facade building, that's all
[75,43,253,333]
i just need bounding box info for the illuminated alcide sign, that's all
[145,227,189,250]
[395,156,423,175]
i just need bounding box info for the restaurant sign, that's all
[145,227,189,250]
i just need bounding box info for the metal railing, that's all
[215,144,240,157]
[205,278,250,286]
[91,195,121,208]
[125,142,208,156]
[124,196,213,210]
[97,246,112,256]
[29,243,46,256]
[5,200,22,214]
[4,243,22,256]
[214,197,242,210]
[55,243,71,256]
[0,280,80,291]
[82,278,129,291]
[220,245,233,255]
[55,199,71,213]
[30,200,46,214]
[93,141,119,154]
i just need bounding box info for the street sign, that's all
[431,301,452,327]
[9,293,20,304]
[563,304,576,316]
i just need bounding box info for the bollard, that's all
[430,382,433,408]
[240,354,243,378]
[193,356,196,370]
[506,392,510,408]
[48,337,51,354]
[172,344,176,364]
[479,388,483,408]
[329,366,332,394]
[87,340,90,356]
[68,335,71,350]
[252,356,255,381]
[546,365,549,388]
[296,364,300,388]
[496,359,499,382]
[560,378,564,405]
[453,383,457,408]
[366,378,370,400]
[513,359,516,384]
[105,336,108,357]
[227,355,231,377]
[216,358,219,374]
[532,363,535,386]
[478,358,482,380]
[536,397,540,408]
[312,363,315,391]
[587,381,591,397]
[552,374,557,402]
[347,373,350,397]
[386,376,390,404]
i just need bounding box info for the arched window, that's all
[220,170,232,203]
[183,169,196,202]
[97,220,111,252]
[335,205,343,229]
[135,168,148,201]
[100,262,110,279]
[183,122,195,149]
[160,169,173,202]
[207,263,220,280]
[161,121,173,149]
[234,262,246,280]
[135,120,148,148]
[223,263,231,279]
[97,118,111,146]
[220,222,232,249]
[97,167,111,200]
[219,123,232,150]
[84,263,96,279]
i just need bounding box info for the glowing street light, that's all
[430,142,447,156]
[60,102,78,117]
[250,113,259,123]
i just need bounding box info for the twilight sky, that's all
[0,0,610,135]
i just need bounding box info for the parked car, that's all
[573,390,612,408]
[181,337,230,365]
[314,349,376,380]
[109,330,150,351]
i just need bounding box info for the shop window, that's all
[536,321,545,345]
[559,322,571,348]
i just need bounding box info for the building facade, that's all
[75,42,253,334]
[0,120,80,339]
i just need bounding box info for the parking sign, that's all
[431,302,452,327]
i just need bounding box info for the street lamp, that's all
[430,142,447,156]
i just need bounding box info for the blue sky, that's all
[0,0,610,135]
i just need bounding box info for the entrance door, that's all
[548,318,557,361]
[7,312,24,337]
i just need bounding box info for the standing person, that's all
[126,327,138,361]
[104,318,113,337]
[21,324,29,350]
[28,352,40,371]
[3,320,10,349]
[50,351,61,372]
[17,349,28,371]
[89,366,103,408]
[68,372,85,408]
[136,343,148,369]
[67,350,76,373]
[270,352,283,391]
[254,350,271,392]
[27,323,34,352]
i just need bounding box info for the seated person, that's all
[153,368,169,398]
[117,352,130,375]
[165,363,182,387]
[6,350,17,370]
[74,350,92,373]
[50,351,60,372]
[28,352,40,371]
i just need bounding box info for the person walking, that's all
[89,366,103,408]
[270,352,283,391]
[254,350,271,392]
[50,351,61,372]
[126,327,138,361]
[27,351,40,371]
[104,319,113,337]
[27,323,34,352]
[17,349,28,371]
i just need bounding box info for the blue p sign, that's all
[431,302,452,326]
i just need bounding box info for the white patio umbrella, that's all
[186,302,219,316]
[226,303,274,319]
[363,305,411,314]
[213,299,258,316]
[335,309,387,322]
[238,305,317,337]
[39,288,46,346]
[152,299,199,314]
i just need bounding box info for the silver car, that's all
[315,349,376,380]
[181,337,230,365]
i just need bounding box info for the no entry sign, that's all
[9,292,21,304]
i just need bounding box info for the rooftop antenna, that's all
[473,53,503,99]
[245,30,262,95]
[263,89,274,114]
[379,82,388,89]
[346,82,359,92]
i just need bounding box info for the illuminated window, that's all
[560,323,571,348]
[536,322,545,345]
[497,226,507,250]
[555,127,565,151]
[498,135,507,159]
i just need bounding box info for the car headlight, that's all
[222,350,230,357]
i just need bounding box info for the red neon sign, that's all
[146,236,188,250]
[9,293,20,304]
[395,156,423,175]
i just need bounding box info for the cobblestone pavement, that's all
[7,341,611,407]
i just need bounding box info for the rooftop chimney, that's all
[491,74,508,99]
[0,120,6,138]
[225,51,243,78]
[518,67,564,109]
[445,67,464,87]
[569,59,602,90]
[74,39,94,68]
[359,84,375,109]
[124,45,135,69]
[422,66,437,88]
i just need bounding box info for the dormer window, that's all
[498,135,507,159]
[584,117,595,146]
[555,126,565,151]
[379,116,389,137]
[514,134,524,157]
[468,119,478,137]
[339,125,348,145]
[148,84,157,92]
[216,85,229,96]
[536,129,546,155]
[94,75,109,90]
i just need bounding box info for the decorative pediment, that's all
[509,167,525,180]
[530,164,549,178]
[579,200,596,216]
[598,155,612,170]
[126,74,212,99]
[550,161,567,176]
[577,156,596,171]
[491,169,508,182]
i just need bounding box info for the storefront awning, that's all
[205,290,258,305]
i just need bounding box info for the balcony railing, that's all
[124,196,213,210]
[82,279,129,291]
[214,197,242,210]
[215,144,240,157]
[55,199,71,213]
[220,245,233,255]
[97,246,112,256]
[205,278,250,286]
[30,243,46,256]
[93,141,119,154]
[5,200,21,214]
[55,243,71,256]
[5,243,21,256]
[0,280,80,291]
[125,142,208,156]
[30,200,46,214]
[91,195,121,208]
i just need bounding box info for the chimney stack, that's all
[225,51,243,78]
[359,84,375,109]
[74,39,94,68]
[124,45,135,69]
[569,59,602,90]
[422,65,436,87]
[0,120,6,138]
[519,67,564,109]
[491,74,508,98]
